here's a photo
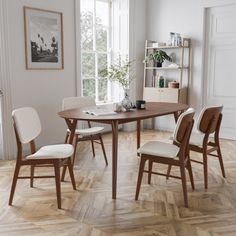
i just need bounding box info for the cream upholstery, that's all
[10,107,76,209]
[12,107,41,144]
[75,127,104,135]
[26,144,74,160]
[135,108,195,208]
[138,108,195,159]
[138,141,179,158]
[62,96,96,110]
[63,97,105,136]
[62,96,108,166]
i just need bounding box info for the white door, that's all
[0,90,3,159]
[204,4,236,139]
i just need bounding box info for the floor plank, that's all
[0,130,235,236]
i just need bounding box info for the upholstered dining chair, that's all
[62,96,108,166]
[9,107,76,209]
[135,108,195,208]
[167,105,225,189]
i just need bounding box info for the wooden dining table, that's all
[58,102,188,199]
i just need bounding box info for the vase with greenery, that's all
[100,59,134,111]
[144,50,172,67]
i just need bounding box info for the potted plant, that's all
[144,50,172,67]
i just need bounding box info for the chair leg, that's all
[203,152,208,189]
[30,165,35,188]
[61,166,67,182]
[67,157,76,190]
[166,164,172,180]
[187,158,195,190]
[148,160,153,184]
[217,146,226,178]
[99,134,108,166]
[54,160,62,209]
[9,162,21,205]
[180,164,188,208]
[90,135,95,157]
[72,135,79,166]
[135,156,146,200]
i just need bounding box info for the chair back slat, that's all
[12,107,41,144]
[197,106,223,134]
[173,108,195,144]
[62,97,95,110]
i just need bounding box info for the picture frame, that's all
[24,6,64,70]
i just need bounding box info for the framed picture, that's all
[24,6,64,70]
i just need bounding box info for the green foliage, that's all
[100,60,134,89]
[144,50,172,64]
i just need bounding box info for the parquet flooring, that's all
[0,130,236,235]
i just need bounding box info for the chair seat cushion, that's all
[189,132,213,147]
[138,141,179,158]
[26,144,74,160]
[68,126,105,135]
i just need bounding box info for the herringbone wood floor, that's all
[0,130,236,236]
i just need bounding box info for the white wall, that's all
[129,0,147,101]
[146,0,204,130]
[6,0,76,151]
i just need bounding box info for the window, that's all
[80,0,111,102]
[80,0,129,103]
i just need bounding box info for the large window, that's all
[80,0,129,103]
[80,0,111,102]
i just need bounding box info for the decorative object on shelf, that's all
[168,80,179,88]
[24,6,64,70]
[170,32,182,46]
[144,50,172,67]
[158,76,165,88]
[100,59,134,111]
[152,42,166,47]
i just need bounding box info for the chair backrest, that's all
[62,96,95,110]
[173,108,195,144]
[197,105,223,134]
[12,107,41,144]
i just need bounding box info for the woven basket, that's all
[168,81,179,88]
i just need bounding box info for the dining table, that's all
[58,102,188,199]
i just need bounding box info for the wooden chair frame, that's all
[9,121,76,209]
[135,111,195,207]
[64,120,108,166]
[167,106,225,189]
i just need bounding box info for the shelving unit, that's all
[143,38,191,104]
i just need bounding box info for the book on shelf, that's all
[83,108,117,116]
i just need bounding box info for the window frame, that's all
[80,0,112,103]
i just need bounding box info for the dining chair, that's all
[167,105,225,189]
[9,107,76,209]
[62,96,108,166]
[135,108,195,208]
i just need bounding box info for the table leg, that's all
[174,112,179,123]
[61,118,77,181]
[137,120,141,151]
[111,120,119,199]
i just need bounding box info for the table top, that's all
[58,102,188,123]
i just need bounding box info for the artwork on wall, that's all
[24,6,64,70]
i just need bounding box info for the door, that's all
[0,90,3,159]
[204,4,236,139]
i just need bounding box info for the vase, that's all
[121,89,132,111]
